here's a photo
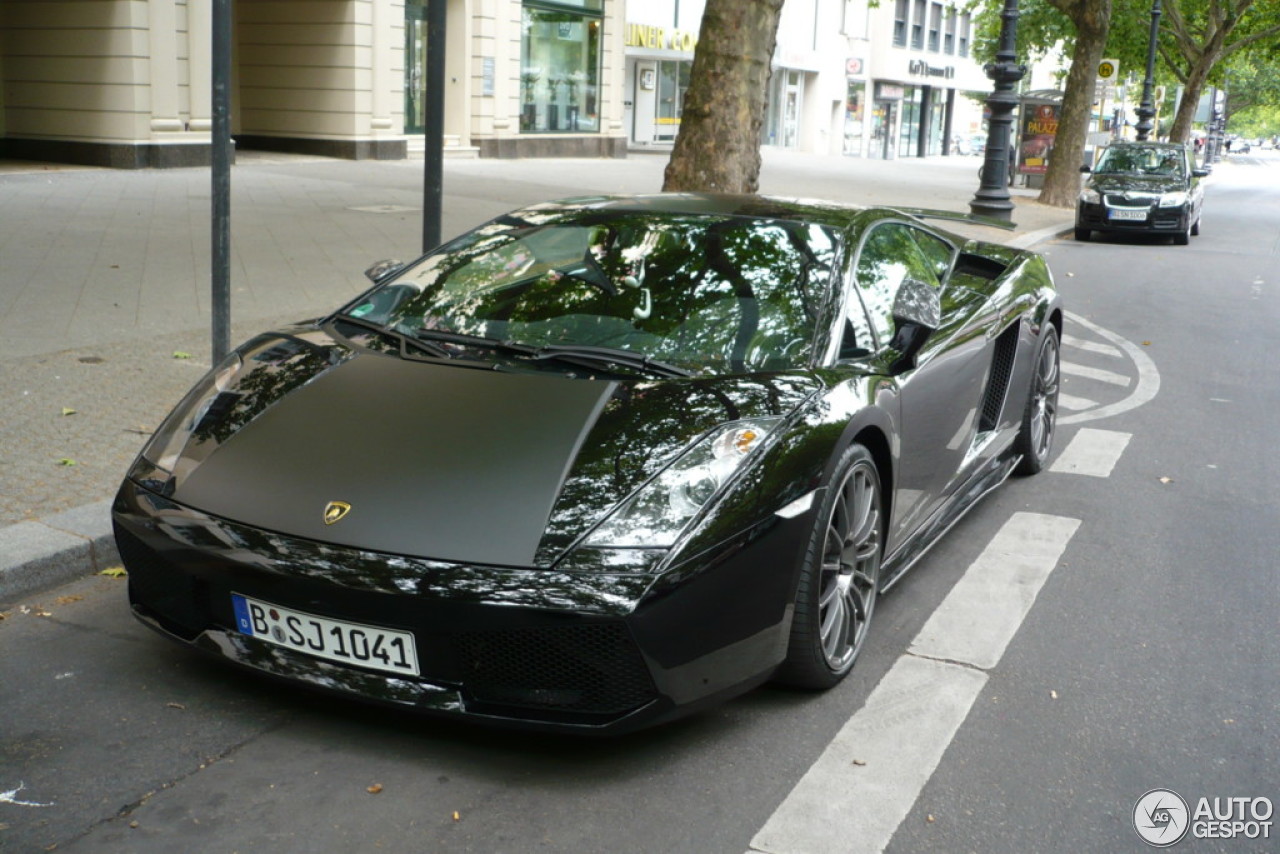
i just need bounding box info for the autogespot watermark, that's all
[1133,789,1274,847]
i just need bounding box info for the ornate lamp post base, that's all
[970,0,1026,222]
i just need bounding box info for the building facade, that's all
[0,0,995,168]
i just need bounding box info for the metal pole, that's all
[421,0,446,253]
[211,0,232,364]
[969,0,1025,222]
[1134,0,1162,141]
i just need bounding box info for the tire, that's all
[1013,326,1060,476]
[1074,227,1091,241]
[775,444,884,689]
[1191,215,1201,236]
[1173,222,1191,245]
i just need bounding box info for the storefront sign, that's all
[876,83,904,100]
[625,23,697,53]
[908,60,955,80]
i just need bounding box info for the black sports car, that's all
[113,194,1062,734]
[1075,141,1207,244]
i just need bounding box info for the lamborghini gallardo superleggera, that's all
[113,194,1062,734]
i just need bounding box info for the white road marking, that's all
[909,514,1081,669]
[1062,362,1130,387]
[1057,392,1098,412]
[749,513,1080,854]
[1059,313,1160,426]
[1062,334,1121,357]
[1049,427,1131,477]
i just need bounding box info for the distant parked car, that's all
[1075,141,1207,245]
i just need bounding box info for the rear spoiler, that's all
[894,207,1017,232]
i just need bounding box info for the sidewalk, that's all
[0,148,1075,603]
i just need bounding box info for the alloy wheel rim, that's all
[818,462,881,671]
[1030,335,1060,461]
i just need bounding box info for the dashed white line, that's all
[1062,362,1131,387]
[1057,392,1099,412]
[749,513,1080,854]
[1062,334,1122,358]
[1049,427,1131,477]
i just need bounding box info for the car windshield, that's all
[1095,146,1185,178]
[341,211,837,375]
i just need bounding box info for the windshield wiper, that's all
[413,327,539,356]
[331,314,452,358]
[531,344,693,378]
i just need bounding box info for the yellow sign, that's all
[1097,59,1119,80]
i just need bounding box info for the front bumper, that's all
[113,478,807,734]
[1076,200,1190,234]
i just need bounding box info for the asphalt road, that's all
[3,152,1278,853]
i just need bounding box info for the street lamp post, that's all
[1134,0,1162,141]
[970,0,1026,222]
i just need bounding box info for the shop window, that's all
[521,2,603,134]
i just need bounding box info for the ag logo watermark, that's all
[1133,789,1274,846]
[1133,789,1190,847]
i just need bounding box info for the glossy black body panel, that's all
[113,193,1063,734]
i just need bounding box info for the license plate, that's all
[1108,209,1148,221]
[231,593,419,677]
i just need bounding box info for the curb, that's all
[0,500,120,604]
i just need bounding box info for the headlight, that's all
[138,351,245,476]
[1079,188,1100,204]
[585,417,783,548]
[1159,191,1188,207]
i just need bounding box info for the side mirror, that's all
[364,259,405,284]
[887,277,941,375]
[1079,164,1093,173]
[1191,168,1209,178]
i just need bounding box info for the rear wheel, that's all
[1013,327,1060,475]
[775,444,883,689]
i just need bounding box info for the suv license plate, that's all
[231,593,419,677]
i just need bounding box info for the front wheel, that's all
[775,444,884,689]
[1013,327,1060,475]
[1074,227,1091,241]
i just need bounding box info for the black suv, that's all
[1075,142,1208,245]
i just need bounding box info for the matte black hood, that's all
[175,352,614,566]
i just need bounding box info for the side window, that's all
[850,223,942,347]
[911,228,955,284]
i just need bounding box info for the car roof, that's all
[509,193,871,230]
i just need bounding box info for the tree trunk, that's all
[662,0,785,193]
[1037,0,1111,208]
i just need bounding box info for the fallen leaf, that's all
[1159,477,1173,484]
[851,759,867,766]
[0,612,10,621]
[167,702,186,710]
[33,608,52,618]
[61,407,76,416]
[1050,689,1059,699]
[1066,272,1074,277]
[173,351,192,360]
[1142,341,1152,346]
[100,567,128,578]
[56,458,78,467]
[367,784,383,794]
[1224,719,1235,725]
[453,811,461,822]
[54,595,83,606]
[926,814,935,823]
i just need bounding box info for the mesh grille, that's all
[457,622,656,718]
[979,324,1019,432]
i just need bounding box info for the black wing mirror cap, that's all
[364,259,405,284]
[1192,168,1210,178]
[887,277,941,375]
